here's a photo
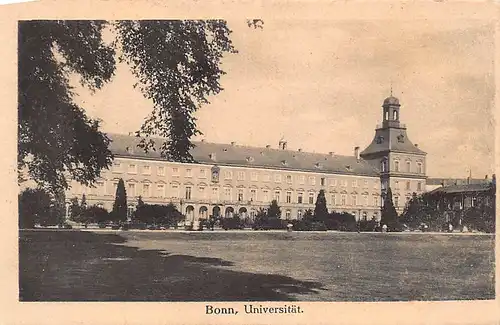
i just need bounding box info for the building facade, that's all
[360,96,427,213]
[65,96,427,222]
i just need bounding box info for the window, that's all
[406,181,411,190]
[308,192,314,204]
[285,210,291,220]
[297,192,303,204]
[394,160,400,172]
[394,180,400,189]
[142,165,151,175]
[199,186,207,199]
[263,190,269,202]
[394,196,399,207]
[263,174,271,182]
[157,166,165,176]
[417,163,423,174]
[417,182,422,191]
[373,196,379,207]
[381,160,387,172]
[96,181,105,196]
[373,180,379,188]
[351,195,357,206]
[472,196,477,207]
[238,189,244,201]
[363,195,368,206]
[186,169,192,178]
[143,183,150,197]
[286,191,292,203]
[352,180,358,187]
[128,183,136,197]
[331,194,336,205]
[363,180,368,188]
[299,175,305,184]
[237,171,245,181]
[211,187,219,200]
[224,171,232,180]
[185,186,192,200]
[341,194,347,206]
[274,174,282,183]
[320,177,326,186]
[224,187,232,200]
[172,167,179,176]
[362,211,368,221]
[157,184,165,198]
[251,172,258,181]
[286,175,292,184]
[406,161,411,173]
[330,179,337,186]
[298,210,303,219]
[112,162,122,173]
[250,189,257,201]
[199,168,207,178]
[309,176,316,185]
[128,164,137,174]
[171,184,179,198]
[274,190,281,202]
[382,180,388,191]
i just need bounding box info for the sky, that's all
[71,18,495,179]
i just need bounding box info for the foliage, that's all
[221,214,244,230]
[313,189,329,223]
[326,211,357,231]
[111,178,127,222]
[267,199,281,219]
[359,217,378,232]
[83,205,110,224]
[253,207,285,230]
[18,21,115,194]
[134,201,183,226]
[19,19,237,193]
[381,187,400,231]
[19,188,52,228]
[400,192,443,231]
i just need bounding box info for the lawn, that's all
[19,230,495,301]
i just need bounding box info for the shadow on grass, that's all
[19,230,325,301]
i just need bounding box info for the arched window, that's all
[385,110,389,120]
[394,160,400,172]
[406,161,411,172]
[393,110,398,120]
[381,160,387,172]
[417,162,423,174]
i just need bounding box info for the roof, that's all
[108,133,380,176]
[383,96,400,106]
[429,183,493,195]
[426,178,490,186]
[361,127,426,157]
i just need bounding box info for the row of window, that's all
[381,180,423,192]
[112,162,380,187]
[83,181,385,207]
[381,160,424,174]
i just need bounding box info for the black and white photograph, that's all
[10,1,497,321]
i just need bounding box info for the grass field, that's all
[19,230,495,301]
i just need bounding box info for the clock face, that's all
[397,134,405,143]
[376,136,384,144]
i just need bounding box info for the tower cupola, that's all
[382,95,401,128]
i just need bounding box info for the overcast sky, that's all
[72,18,495,179]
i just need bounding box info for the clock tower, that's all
[360,95,427,213]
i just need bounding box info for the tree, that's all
[111,178,127,222]
[267,199,281,219]
[69,197,82,222]
[81,194,87,208]
[381,187,400,231]
[18,188,52,228]
[314,189,329,223]
[19,20,237,193]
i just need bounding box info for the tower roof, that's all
[383,96,400,106]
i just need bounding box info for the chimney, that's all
[298,148,302,152]
[201,139,205,143]
[209,153,216,161]
[266,145,271,149]
[354,146,360,161]
[485,175,489,180]
[231,141,236,146]
[414,144,418,148]
[282,141,287,150]
[329,151,334,157]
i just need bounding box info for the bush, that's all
[359,219,378,232]
[221,216,244,230]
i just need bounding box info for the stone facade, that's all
[65,96,427,221]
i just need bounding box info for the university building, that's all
[65,96,427,222]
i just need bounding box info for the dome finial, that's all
[390,80,393,97]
